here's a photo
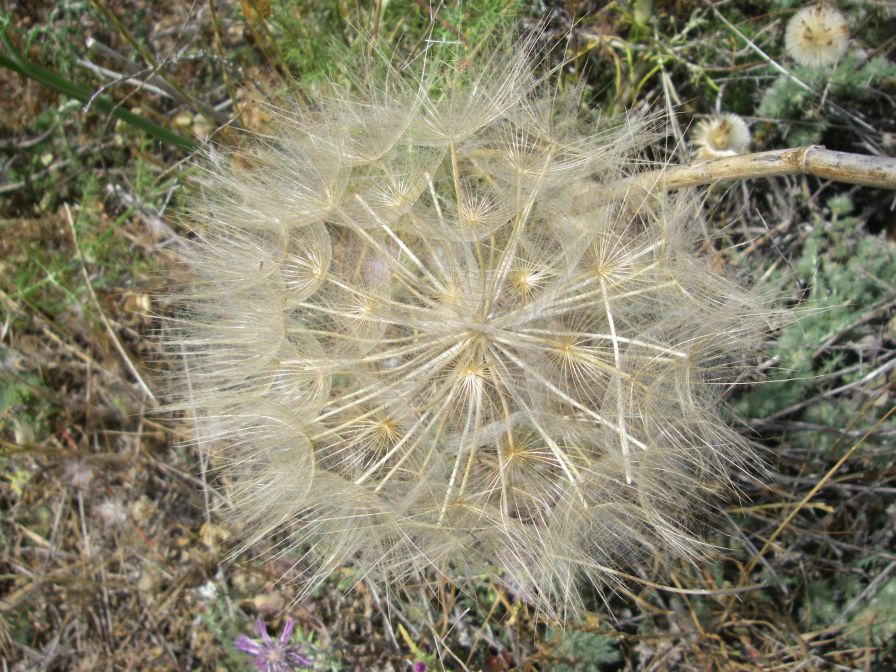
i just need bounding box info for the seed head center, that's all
[461,317,498,343]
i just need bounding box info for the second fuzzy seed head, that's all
[692,114,751,160]
[785,4,849,68]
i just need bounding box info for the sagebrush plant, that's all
[168,36,776,618]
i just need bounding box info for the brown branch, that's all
[613,146,896,197]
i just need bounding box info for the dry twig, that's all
[612,146,896,199]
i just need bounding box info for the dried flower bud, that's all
[691,114,752,160]
[785,4,849,69]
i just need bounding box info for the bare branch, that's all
[613,146,896,198]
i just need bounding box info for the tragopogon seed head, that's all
[169,39,775,618]
[785,4,849,69]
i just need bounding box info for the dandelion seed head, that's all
[169,38,776,619]
[785,4,849,69]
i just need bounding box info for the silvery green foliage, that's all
[171,41,774,618]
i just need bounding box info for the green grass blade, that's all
[0,35,197,151]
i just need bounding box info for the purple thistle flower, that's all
[233,618,313,671]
